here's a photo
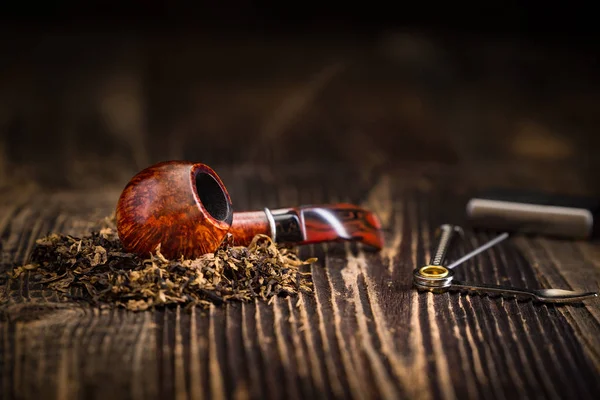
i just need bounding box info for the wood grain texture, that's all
[1,168,599,400]
[2,33,600,399]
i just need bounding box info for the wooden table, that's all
[1,32,599,399]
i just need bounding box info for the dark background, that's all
[2,5,600,400]
[1,2,599,192]
[1,2,598,36]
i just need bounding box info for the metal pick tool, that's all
[413,224,598,303]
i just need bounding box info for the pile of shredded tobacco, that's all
[6,217,314,311]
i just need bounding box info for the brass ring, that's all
[419,265,449,278]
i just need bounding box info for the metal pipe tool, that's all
[413,224,598,303]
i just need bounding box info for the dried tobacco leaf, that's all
[5,216,314,311]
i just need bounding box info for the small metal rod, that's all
[429,224,461,266]
[446,232,510,270]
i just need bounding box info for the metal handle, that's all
[450,281,598,303]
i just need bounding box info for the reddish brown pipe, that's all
[230,211,271,245]
[116,161,384,259]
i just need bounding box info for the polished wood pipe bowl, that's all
[116,161,385,259]
[116,161,234,259]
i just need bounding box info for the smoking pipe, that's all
[116,161,384,259]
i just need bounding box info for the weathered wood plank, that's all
[1,167,600,400]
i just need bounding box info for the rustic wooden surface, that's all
[1,32,600,399]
